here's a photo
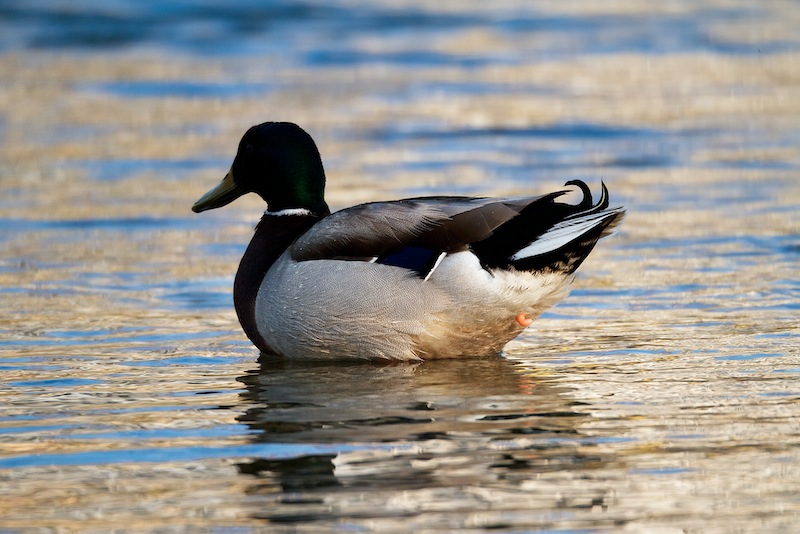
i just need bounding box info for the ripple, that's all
[0,442,392,469]
[87,80,274,99]
[7,378,104,388]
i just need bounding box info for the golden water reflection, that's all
[1,0,799,531]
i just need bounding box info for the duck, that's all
[192,122,625,361]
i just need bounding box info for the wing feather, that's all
[289,195,549,262]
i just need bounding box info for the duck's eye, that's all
[245,144,254,154]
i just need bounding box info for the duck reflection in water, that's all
[233,356,613,523]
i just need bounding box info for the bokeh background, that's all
[1,1,799,532]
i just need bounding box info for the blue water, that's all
[2,1,795,57]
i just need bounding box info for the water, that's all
[1,0,799,531]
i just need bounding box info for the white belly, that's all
[255,251,572,361]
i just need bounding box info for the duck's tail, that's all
[510,181,624,273]
[472,180,625,274]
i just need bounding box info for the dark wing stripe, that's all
[378,246,442,275]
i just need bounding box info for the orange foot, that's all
[515,313,533,327]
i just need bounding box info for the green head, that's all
[192,122,330,216]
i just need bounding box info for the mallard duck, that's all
[193,122,625,361]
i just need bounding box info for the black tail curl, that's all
[471,180,623,274]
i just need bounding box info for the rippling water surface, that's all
[1,1,799,532]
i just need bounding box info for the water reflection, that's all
[238,356,582,444]
[234,357,616,526]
